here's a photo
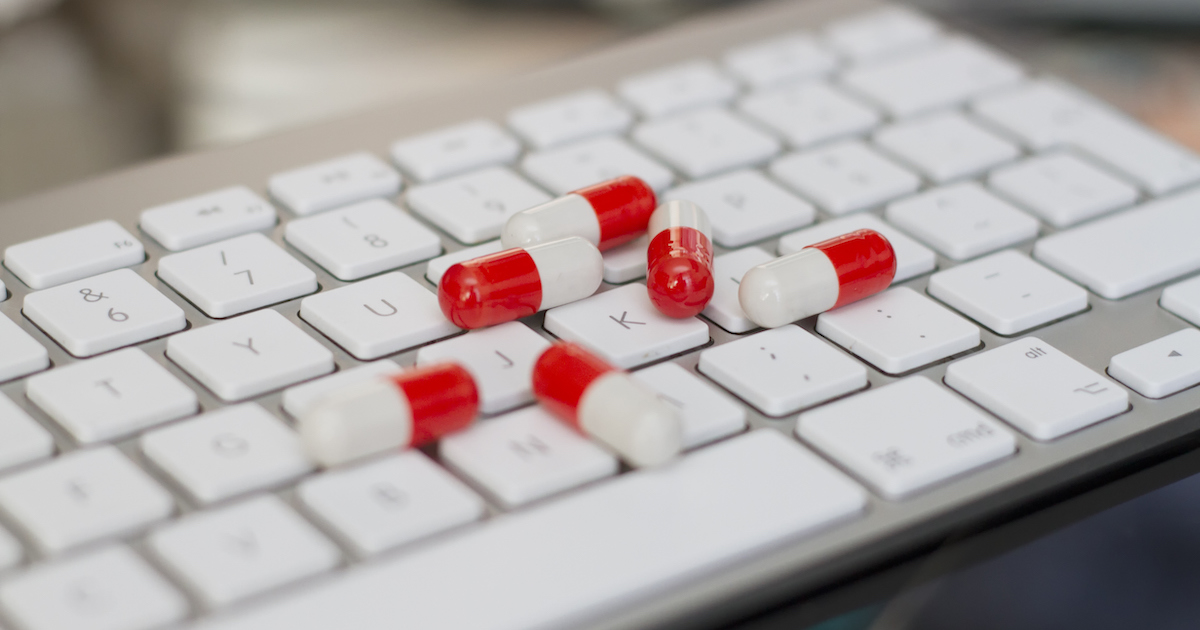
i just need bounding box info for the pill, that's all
[501,175,656,251]
[646,200,715,318]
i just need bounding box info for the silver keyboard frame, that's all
[4,0,1200,627]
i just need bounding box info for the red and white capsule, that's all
[646,200,715,318]
[739,229,896,328]
[532,342,682,467]
[300,363,479,467]
[439,236,603,329]
[501,175,657,252]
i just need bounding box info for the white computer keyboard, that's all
[3,1,1200,629]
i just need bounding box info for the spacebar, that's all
[195,430,866,630]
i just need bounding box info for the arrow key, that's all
[1110,328,1200,399]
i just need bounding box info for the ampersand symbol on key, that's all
[79,288,108,302]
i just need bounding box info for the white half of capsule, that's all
[577,371,683,467]
[738,248,840,329]
[648,199,712,239]
[502,194,601,249]
[525,236,604,310]
[299,379,413,468]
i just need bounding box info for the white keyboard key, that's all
[416,321,550,414]
[24,269,186,357]
[405,166,552,245]
[702,246,774,333]
[885,182,1039,261]
[988,152,1138,228]
[140,186,277,251]
[424,241,503,285]
[778,213,936,282]
[633,108,781,179]
[297,452,485,558]
[664,170,815,247]
[0,446,173,554]
[0,277,5,301]
[543,283,709,369]
[440,407,618,509]
[0,525,21,571]
[617,61,739,118]
[521,136,674,195]
[770,141,920,215]
[946,338,1129,440]
[822,7,941,62]
[27,348,197,444]
[798,376,1015,499]
[285,199,441,281]
[507,90,634,149]
[928,250,1088,335]
[391,119,521,182]
[874,112,1019,182]
[4,220,144,290]
[281,360,401,419]
[300,273,459,360]
[841,38,1023,118]
[147,495,340,607]
[167,309,333,401]
[972,81,1098,149]
[723,34,838,89]
[0,546,187,630]
[192,430,865,630]
[817,287,980,374]
[632,362,745,449]
[738,82,881,149]
[157,232,317,318]
[268,152,402,216]
[0,312,49,382]
[141,404,313,505]
[1110,329,1200,399]
[601,234,649,284]
[699,326,867,416]
[1033,187,1200,299]
[0,393,53,473]
[1163,275,1200,327]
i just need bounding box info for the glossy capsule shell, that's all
[739,228,896,329]
[532,342,682,468]
[300,363,479,467]
[438,236,603,329]
[501,175,657,252]
[646,200,715,318]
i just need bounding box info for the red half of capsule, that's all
[807,228,897,309]
[438,248,543,329]
[575,175,657,250]
[391,363,479,446]
[531,342,615,427]
[647,226,715,318]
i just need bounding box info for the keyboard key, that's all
[738,82,881,149]
[664,170,815,247]
[147,495,340,607]
[391,119,521,182]
[946,338,1129,440]
[0,546,187,630]
[268,152,402,216]
[300,272,459,360]
[281,360,401,419]
[822,7,941,61]
[841,38,1023,118]
[885,182,1039,261]
[0,312,49,382]
[988,152,1138,228]
[0,446,173,554]
[424,241,503,285]
[140,186,277,251]
[23,269,186,357]
[817,286,980,374]
[632,362,745,448]
[285,199,442,281]
[601,234,649,284]
[1033,187,1200,299]
[778,213,936,282]
[797,376,1015,499]
[440,406,619,509]
[158,232,318,318]
[1109,329,1200,399]
[4,220,144,290]
[0,524,21,571]
[27,348,197,444]
[617,61,739,118]
[416,321,550,414]
[1163,275,1200,327]
[723,33,837,89]
[521,136,674,195]
[0,393,53,473]
[873,112,1019,183]
[703,246,774,333]
[928,250,1088,335]
[770,141,920,215]
[543,283,709,369]
[507,89,634,149]
[632,108,781,179]
[699,326,867,416]
[297,452,485,558]
[141,404,313,505]
[405,166,552,245]
[0,278,5,300]
[167,309,333,401]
